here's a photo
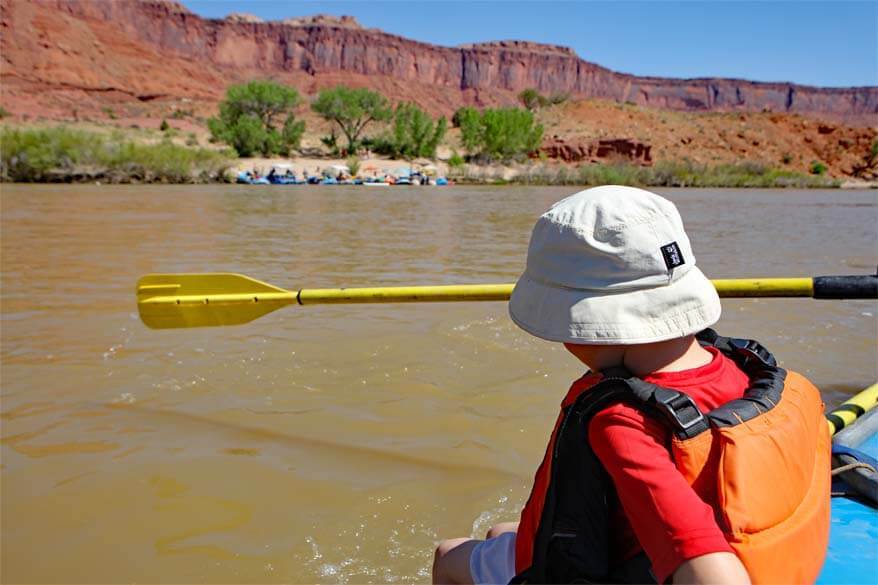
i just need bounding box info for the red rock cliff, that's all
[2,0,876,125]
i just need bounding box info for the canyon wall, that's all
[2,0,876,125]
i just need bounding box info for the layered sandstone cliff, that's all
[1,0,875,125]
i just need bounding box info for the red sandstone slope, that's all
[535,101,876,178]
[2,0,876,125]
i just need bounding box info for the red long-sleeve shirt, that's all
[588,346,749,582]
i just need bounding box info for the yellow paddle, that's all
[136,273,877,330]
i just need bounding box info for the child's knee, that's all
[436,537,469,559]
[433,538,469,580]
[486,521,519,539]
[433,538,472,583]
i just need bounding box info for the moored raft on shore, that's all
[234,167,451,186]
[235,170,269,184]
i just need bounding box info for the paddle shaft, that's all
[136,273,878,329]
[140,277,871,308]
[298,275,878,304]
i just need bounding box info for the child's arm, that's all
[590,407,747,583]
[673,552,751,584]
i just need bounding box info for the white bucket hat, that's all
[508,186,721,345]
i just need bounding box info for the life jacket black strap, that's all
[590,367,709,440]
[697,328,777,368]
[623,377,709,440]
[696,328,786,428]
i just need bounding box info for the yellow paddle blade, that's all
[137,273,296,329]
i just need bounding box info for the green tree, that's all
[480,108,543,160]
[389,102,447,159]
[208,80,304,157]
[453,107,483,154]
[454,107,543,161]
[452,106,476,128]
[311,86,392,152]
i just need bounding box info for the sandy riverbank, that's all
[233,157,452,179]
[233,157,878,188]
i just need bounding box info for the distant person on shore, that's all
[432,186,829,585]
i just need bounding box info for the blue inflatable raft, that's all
[235,171,269,185]
[818,390,878,583]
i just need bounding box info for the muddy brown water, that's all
[1,185,876,584]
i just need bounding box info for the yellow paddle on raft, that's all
[136,272,878,330]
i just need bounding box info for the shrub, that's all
[518,89,568,110]
[208,80,305,157]
[159,119,170,132]
[452,107,542,161]
[454,106,483,153]
[311,86,391,153]
[781,153,793,165]
[547,92,570,106]
[851,140,878,178]
[346,156,361,176]
[320,130,339,156]
[447,151,465,168]
[451,107,471,128]
[281,115,306,151]
[0,126,232,182]
[102,106,118,120]
[810,160,827,175]
[185,133,198,146]
[479,108,544,161]
[0,106,9,119]
[505,160,838,188]
[518,88,541,111]
[378,102,447,159]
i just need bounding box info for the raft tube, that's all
[818,406,878,583]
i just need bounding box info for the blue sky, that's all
[181,1,877,87]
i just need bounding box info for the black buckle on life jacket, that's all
[728,337,777,367]
[652,386,708,438]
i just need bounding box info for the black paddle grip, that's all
[813,275,878,299]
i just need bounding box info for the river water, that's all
[1,185,876,583]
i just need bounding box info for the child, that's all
[433,186,830,584]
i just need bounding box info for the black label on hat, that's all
[661,242,685,270]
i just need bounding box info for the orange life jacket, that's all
[513,330,831,584]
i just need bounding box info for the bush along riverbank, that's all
[0,125,845,188]
[0,126,233,183]
[458,160,841,188]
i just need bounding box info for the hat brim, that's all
[508,266,721,345]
